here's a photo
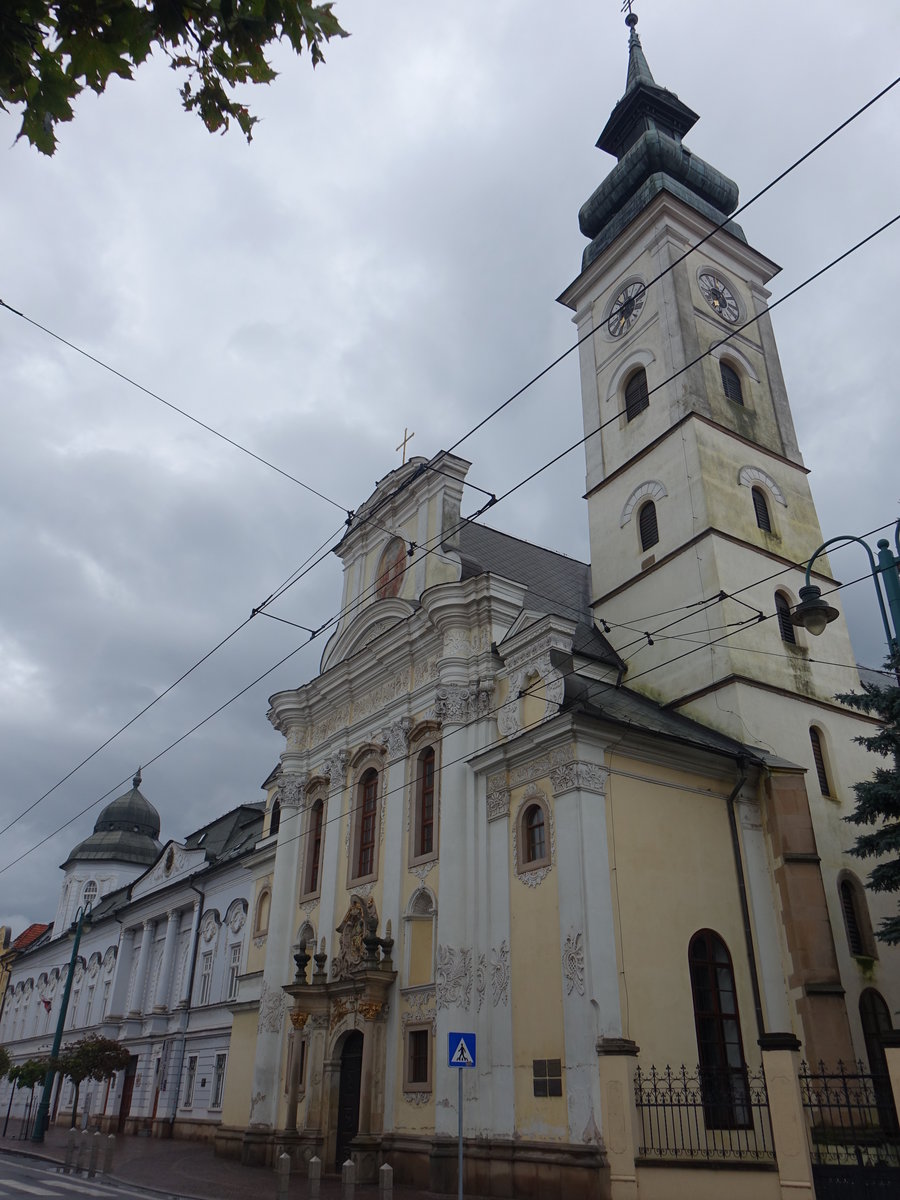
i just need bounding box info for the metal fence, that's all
[799,1060,900,1169]
[635,1064,775,1161]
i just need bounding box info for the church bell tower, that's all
[558,10,860,728]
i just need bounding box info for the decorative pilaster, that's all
[378,720,409,1132]
[152,910,181,1012]
[107,926,135,1018]
[177,900,202,1007]
[128,919,155,1016]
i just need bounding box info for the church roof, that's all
[11,923,50,951]
[61,770,162,869]
[183,803,265,863]
[578,14,743,269]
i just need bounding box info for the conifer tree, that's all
[839,654,900,943]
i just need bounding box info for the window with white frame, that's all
[102,981,111,1018]
[68,990,80,1028]
[211,1053,227,1109]
[86,985,95,1024]
[183,1055,198,1107]
[199,952,213,1005]
[227,944,241,1001]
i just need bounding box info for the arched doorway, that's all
[335,1031,363,1169]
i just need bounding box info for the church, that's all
[216,13,900,1198]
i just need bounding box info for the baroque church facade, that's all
[216,19,899,1197]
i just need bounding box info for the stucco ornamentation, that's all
[281,775,308,810]
[290,1011,309,1030]
[401,987,436,1033]
[226,898,248,934]
[550,761,608,797]
[409,860,435,883]
[508,744,574,790]
[491,941,510,1007]
[436,945,472,1010]
[402,1091,431,1106]
[563,930,585,997]
[324,750,349,789]
[474,953,486,1012]
[103,946,117,973]
[353,670,411,723]
[329,996,356,1032]
[414,656,441,688]
[499,651,565,737]
[358,1001,383,1022]
[433,683,492,726]
[486,781,511,822]
[201,910,220,943]
[257,980,287,1034]
[382,717,412,761]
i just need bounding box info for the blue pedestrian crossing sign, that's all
[448,1031,476,1068]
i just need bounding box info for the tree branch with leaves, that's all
[53,1035,131,1126]
[0,1,348,155]
[839,653,900,944]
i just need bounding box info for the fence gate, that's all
[799,1060,900,1200]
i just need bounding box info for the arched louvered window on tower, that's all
[638,501,659,551]
[624,368,649,421]
[751,487,772,532]
[809,727,832,796]
[774,592,796,644]
[721,361,744,405]
[838,873,875,959]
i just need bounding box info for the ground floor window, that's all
[404,1026,432,1093]
[211,1053,227,1110]
[183,1055,198,1107]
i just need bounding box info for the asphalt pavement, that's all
[0,1121,457,1200]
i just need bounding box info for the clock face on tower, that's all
[606,281,646,338]
[698,272,740,323]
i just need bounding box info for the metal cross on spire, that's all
[396,427,415,464]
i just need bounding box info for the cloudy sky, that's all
[1,0,899,932]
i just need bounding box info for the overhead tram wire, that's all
[5,72,899,844]
[440,72,900,459]
[5,197,897,847]
[1,540,887,881]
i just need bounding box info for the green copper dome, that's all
[62,769,162,868]
[579,16,743,269]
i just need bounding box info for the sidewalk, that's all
[0,1121,458,1200]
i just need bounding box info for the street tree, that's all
[1,1,348,155]
[0,1047,9,1079]
[54,1036,130,1127]
[839,654,900,943]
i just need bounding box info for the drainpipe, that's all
[725,762,765,1039]
[168,882,204,1129]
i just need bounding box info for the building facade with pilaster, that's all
[0,778,262,1140]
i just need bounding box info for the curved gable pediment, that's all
[320,597,417,671]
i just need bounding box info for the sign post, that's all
[448,1033,476,1200]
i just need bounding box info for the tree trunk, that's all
[70,1081,80,1128]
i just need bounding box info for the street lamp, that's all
[30,902,91,1143]
[791,521,900,665]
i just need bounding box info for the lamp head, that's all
[791,585,839,637]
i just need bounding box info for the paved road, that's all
[0,1157,163,1199]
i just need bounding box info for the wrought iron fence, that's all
[635,1064,775,1160]
[799,1060,900,1168]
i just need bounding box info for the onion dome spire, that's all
[577,9,742,269]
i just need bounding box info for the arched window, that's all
[414,748,437,861]
[355,769,379,880]
[774,592,796,644]
[624,368,649,421]
[859,990,897,1132]
[525,805,546,863]
[82,881,98,908]
[809,728,832,796]
[254,888,271,937]
[838,873,874,958]
[688,931,750,1129]
[269,799,281,838]
[751,487,772,532]
[638,501,659,551]
[303,799,324,896]
[720,361,744,405]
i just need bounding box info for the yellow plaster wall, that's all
[605,752,759,1070]
[520,675,546,730]
[407,922,433,987]
[221,1009,259,1126]
[246,875,273,974]
[635,1164,780,1200]
[508,784,568,1140]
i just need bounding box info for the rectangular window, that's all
[211,1053,227,1110]
[183,1055,198,1107]
[102,981,111,1018]
[227,945,241,1001]
[199,952,213,1005]
[418,750,435,857]
[68,990,80,1028]
[357,777,377,877]
[86,985,95,1024]
[404,1025,432,1093]
[532,1059,563,1098]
